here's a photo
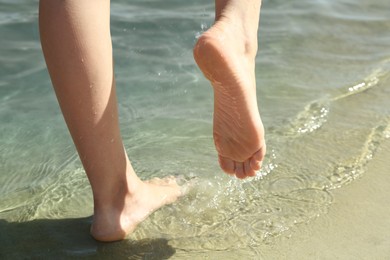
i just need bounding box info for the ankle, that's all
[214,6,260,57]
[92,172,143,212]
[205,17,258,58]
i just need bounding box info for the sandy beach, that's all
[258,138,390,259]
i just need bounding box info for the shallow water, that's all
[1,0,390,258]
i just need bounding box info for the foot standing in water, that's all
[39,0,265,242]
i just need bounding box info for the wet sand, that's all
[259,138,390,259]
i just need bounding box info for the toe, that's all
[250,146,266,170]
[253,145,266,161]
[218,155,235,175]
[234,162,246,179]
[250,157,262,171]
[244,159,256,177]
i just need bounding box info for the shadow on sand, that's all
[0,217,175,259]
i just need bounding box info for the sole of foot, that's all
[193,20,266,179]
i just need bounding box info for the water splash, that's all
[195,22,209,39]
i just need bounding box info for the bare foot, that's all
[194,19,266,179]
[90,176,183,242]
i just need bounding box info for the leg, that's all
[39,0,182,242]
[194,0,266,179]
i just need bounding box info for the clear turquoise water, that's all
[1,0,390,258]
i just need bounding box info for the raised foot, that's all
[193,20,266,179]
[90,176,183,242]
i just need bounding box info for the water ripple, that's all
[327,119,390,189]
